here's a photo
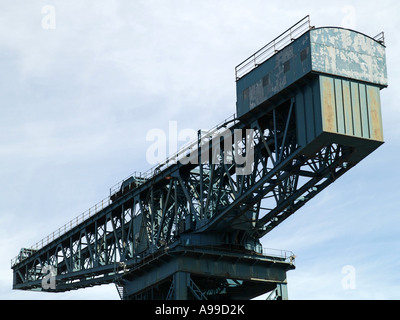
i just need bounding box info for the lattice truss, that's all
[13,97,354,290]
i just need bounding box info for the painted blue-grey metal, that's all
[11,16,387,300]
[236,19,387,118]
[236,16,387,166]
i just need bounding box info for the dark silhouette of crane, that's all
[12,16,387,300]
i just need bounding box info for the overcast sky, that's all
[1,0,399,300]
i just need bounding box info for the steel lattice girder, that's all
[12,93,357,292]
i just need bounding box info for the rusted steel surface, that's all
[318,75,384,143]
[368,86,384,141]
[321,76,336,133]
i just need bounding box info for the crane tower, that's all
[11,16,387,300]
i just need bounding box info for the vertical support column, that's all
[94,220,98,267]
[276,283,289,300]
[173,271,189,300]
[198,129,204,220]
[266,282,289,300]
[121,203,125,254]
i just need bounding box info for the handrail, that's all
[235,15,312,80]
[11,196,110,267]
[109,113,237,195]
[135,239,296,266]
[11,113,238,267]
[118,239,295,273]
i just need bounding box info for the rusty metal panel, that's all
[236,26,387,120]
[318,75,384,143]
[351,82,362,137]
[342,80,354,136]
[334,78,346,135]
[236,31,312,118]
[359,83,370,139]
[320,76,336,133]
[367,86,384,141]
[298,74,385,160]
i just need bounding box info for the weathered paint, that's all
[351,82,362,137]
[342,80,354,136]
[367,86,384,141]
[318,75,384,142]
[321,76,336,133]
[236,31,312,118]
[236,25,386,164]
[236,27,387,119]
[294,74,384,161]
[334,78,345,135]
[359,83,370,139]
[310,28,388,87]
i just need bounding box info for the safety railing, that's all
[11,196,110,267]
[235,15,313,80]
[123,239,295,274]
[109,113,237,195]
[12,113,238,267]
[176,238,295,264]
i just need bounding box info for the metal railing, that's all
[109,113,237,195]
[176,238,295,264]
[235,15,313,80]
[11,196,111,267]
[122,239,295,274]
[12,113,238,267]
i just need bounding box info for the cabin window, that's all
[284,60,291,73]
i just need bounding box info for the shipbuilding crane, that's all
[11,16,387,300]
